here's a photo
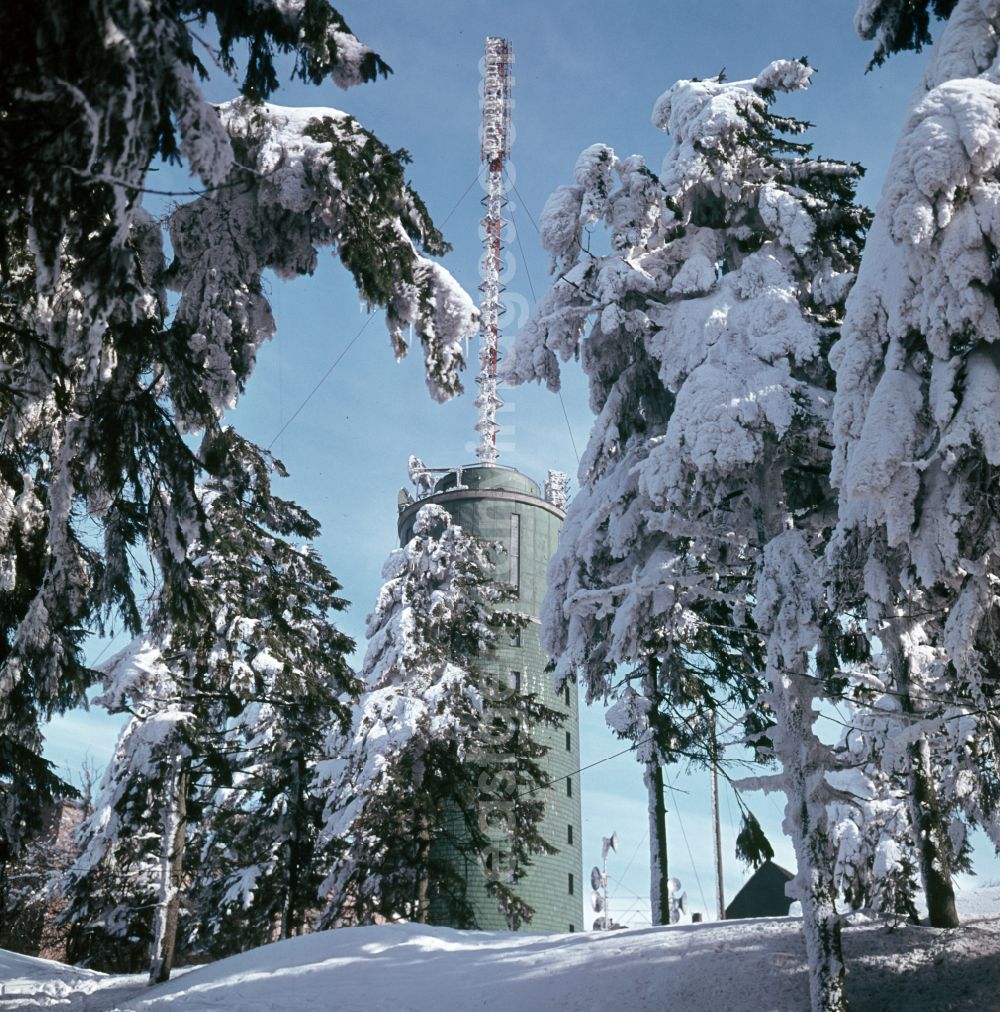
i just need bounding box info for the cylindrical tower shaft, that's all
[399,465,583,932]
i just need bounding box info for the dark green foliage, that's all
[307,118,448,260]
[0,742,79,941]
[735,809,775,869]
[0,797,82,959]
[0,423,88,930]
[0,2,469,901]
[857,0,959,68]
[0,0,389,277]
[203,0,391,99]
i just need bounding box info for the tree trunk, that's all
[887,628,960,928]
[754,527,849,1012]
[774,662,850,1012]
[907,737,960,928]
[281,754,306,940]
[0,857,10,941]
[415,816,431,924]
[645,760,670,925]
[642,657,670,926]
[149,757,188,985]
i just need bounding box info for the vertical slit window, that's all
[568,872,574,895]
[509,513,520,590]
[565,731,571,751]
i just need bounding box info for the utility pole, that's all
[602,833,614,927]
[710,712,725,920]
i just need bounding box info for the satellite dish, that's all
[609,832,619,854]
[590,866,604,892]
[667,878,688,924]
[591,891,604,913]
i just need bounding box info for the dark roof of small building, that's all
[725,859,796,920]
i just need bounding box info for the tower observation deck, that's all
[398,464,583,932]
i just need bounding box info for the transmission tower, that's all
[475,36,513,466]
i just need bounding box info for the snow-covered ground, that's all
[5,887,1000,1011]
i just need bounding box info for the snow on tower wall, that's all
[398,464,583,932]
[544,470,570,511]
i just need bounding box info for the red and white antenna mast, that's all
[476,36,513,466]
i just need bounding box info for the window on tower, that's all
[509,513,520,591]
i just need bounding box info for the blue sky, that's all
[43,2,999,928]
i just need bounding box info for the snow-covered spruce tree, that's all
[185,690,344,960]
[0,791,85,958]
[317,504,561,930]
[0,1,475,875]
[826,545,969,928]
[558,456,771,925]
[178,431,356,960]
[0,718,78,941]
[62,429,357,979]
[185,580,355,958]
[62,645,191,975]
[505,134,770,928]
[828,688,951,924]
[830,0,1000,928]
[0,325,87,915]
[509,62,870,1011]
[646,63,873,1012]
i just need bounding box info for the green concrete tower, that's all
[397,464,583,932]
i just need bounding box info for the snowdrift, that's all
[4,888,1000,1011]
